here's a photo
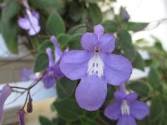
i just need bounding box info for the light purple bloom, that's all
[104,90,149,125]
[18,110,25,125]
[18,9,40,36]
[43,36,63,88]
[0,85,12,124]
[20,68,35,81]
[60,24,132,111]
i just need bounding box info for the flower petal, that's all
[75,76,107,111]
[104,101,121,120]
[81,33,98,50]
[60,50,90,80]
[94,24,104,38]
[43,75,56,89]
[103,54,132,85]
[18,17,30,30]
[126,92,138,102]
[118,115,137,125]
[0,85,12,124]
[114,90,126,100]
[99,34,116,52]
[130,101,149,120]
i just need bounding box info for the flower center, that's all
[121,100,130,115]
[87,53,104,77]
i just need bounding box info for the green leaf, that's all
[133,52,145,70]
[1,0,20,21]
[0,0,20,53]
[57,34,71,48]
[117,30,136,61]
[56,78,77,99]
[148,67,163,92]
[102,20,117,32]
[126,22,148,32]
[38,41,53,53]
[34,53,48,72]
[128,81,150,97]
[53,98,83,121]
[87,3,102,24]
[39,116,52,125]
[68,24,87,35]
[46,11,65,35]
[68,33,82,49]
[81,117,97,125]
[29,0,65,14]
[1,23,18,53]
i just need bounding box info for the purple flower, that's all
[60,24,132,111]
[0,85,12,124]
[18,9,40,36]
[43,36,63,88]
[120,7,130,21]
[104,90,149,125]
[18,110,25,125]
[20,68,35,81]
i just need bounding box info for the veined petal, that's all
[60,50,90,80]
[75,76,107,111]
[99,34,116,53]
[114,90,126,100]
[104,101,121,120]
[130,101,149,120]
[118,115,137,125]
[81,32,98,51]
[103,54,132,85]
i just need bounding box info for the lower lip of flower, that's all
[87,51,104,78]
[121,100,130,115]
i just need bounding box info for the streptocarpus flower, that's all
[18,110,25,125]
[104,89,149,125]
[0,85,12,124]
[43,36,63,88]
[18,9,40,36]
[60,24,132,111]
[20,68,35,81]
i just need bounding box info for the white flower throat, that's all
[121,100,130,115]
[87,53,104,77]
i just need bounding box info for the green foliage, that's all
[53,98,83,121]
[117,30,137,61]
[46,11,65,35]
[34,53,48,72]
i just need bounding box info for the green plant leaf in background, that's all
[102,20,117,33]
[87,3,102,25]
[53,98,83,122]
[117,30,137,61]
[0,0,20,53]
[34,52,48,72]
[133,52,145,71]
[126,22,148,32]
[39,116,53,125]
[46,11,65,35]
[56,78,77,99]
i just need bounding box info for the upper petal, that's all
[126,92,138,102]
[130,101,149,120]
[75,76,107,111]
[104,101,121,120]
[103,54,132,85]
[99,34,116,53]
[118,115,137,125]
[94,24,104,39]
[18,17,30,30]
[60,50,90,80]
[81,33,98,51]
